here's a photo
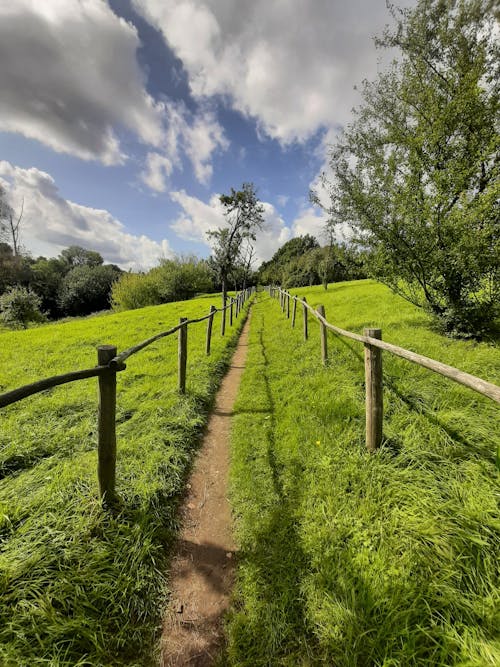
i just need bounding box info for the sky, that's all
[0,0,415,270]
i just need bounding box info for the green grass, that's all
[226,280,499,666]
[0,293,250,666]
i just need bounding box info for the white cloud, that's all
[0,1,228,185]
[141,102,228,190]
[133,0,415,144]
[0,0,164,164]
[170,190,290,263]
[0,161,173,270]
[141,152,174,192]
[291,207,328,244]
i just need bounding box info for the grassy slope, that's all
[227,280,499,666]
[0,294,250,666]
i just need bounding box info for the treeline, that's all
[0,244,121,326]
[258,235,367,288]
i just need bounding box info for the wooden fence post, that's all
[364,328,383,451]
[229,298,233,326]
[97,345,118,503]
[302,297,308,340]
[221,300,226,336]
[286,293,290,319]
[206,305,216,355]
[178,317,188,393]
[318,305,327,365]
[291,296,297,328]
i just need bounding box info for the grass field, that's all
[226,280,499,666]
[0,293,249,666]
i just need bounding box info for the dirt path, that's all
[160,314,251,666]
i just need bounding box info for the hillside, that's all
[227,280,499,666]
[0,294,249,666]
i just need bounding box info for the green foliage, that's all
[208,182,264,304]
[227,282,499,666]
[318,0,499,337]
[60,245,104,268]
[258,235,319,284]
[259,237,367,288]
[0,293,251,665]
[29,256,67,317]
[0,285,45,328]
[111,255,214,311]
[58,264,121,316]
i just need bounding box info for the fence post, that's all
[302,297,308,340]
[97,345,118,503]
[178,317,188,393]
[291,296,297,328]
[235,294,239,318]
[221,299,226,336]
[206,305,216,355]
[286,293,290,319]
[229,298,233,326]
[364,328,383,451]
[318,305,328,365]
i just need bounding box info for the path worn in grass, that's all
[160,314,251,666]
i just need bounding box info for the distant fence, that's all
[268,286,500,454]
[0,287,256,502]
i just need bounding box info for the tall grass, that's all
[0,294,250,666]
[226,281,499,666]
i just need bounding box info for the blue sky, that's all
[0,0,414,270]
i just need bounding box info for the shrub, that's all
[0,286,45,329]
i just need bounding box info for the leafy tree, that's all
[0,286,45,329]
[316,0,499,336]
[258,235,319,285]
[28,257,67,318]
[58,264,121,316]
[208,183,264,307]
[60,246,103,268]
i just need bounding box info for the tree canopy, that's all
[316,0,499,337]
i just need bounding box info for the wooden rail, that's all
[0,287,256,502]
[268,286,499,452]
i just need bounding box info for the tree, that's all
[208,183,264,309]
[0,185,23,256]
[0,286,45,329]
[58,264,121,316]
[59,246,103,268]
[316,0,499,337]
[258,235,319,285]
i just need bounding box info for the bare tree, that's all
[0,185,23,256]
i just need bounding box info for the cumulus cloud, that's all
[0,1,228,184]
[141,102,228,190]
[133,0,415,144]
[0,0,165,164]
[170,190,290,263]
[0,161,173,270]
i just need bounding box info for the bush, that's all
[58,264,121,316]
[111,256,214,311]
[0,286,45,329]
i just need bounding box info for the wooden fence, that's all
[269,286,500,453]
[0,287,256,502]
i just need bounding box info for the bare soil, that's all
[160,314,251,666]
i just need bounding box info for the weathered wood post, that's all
[286,293,290,319]
[235,294,239,318]
[206,305,216,355]
[302,297,308,340]
[229,298,233,326]
[291,296,297,328]
[221,299,226,336]
[364,328,383,451]
[178,317,188,393]
[318,305,327,365]
[97,345,118,503]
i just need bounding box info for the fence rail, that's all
[268,286,499,453]
[0,287,256,501]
